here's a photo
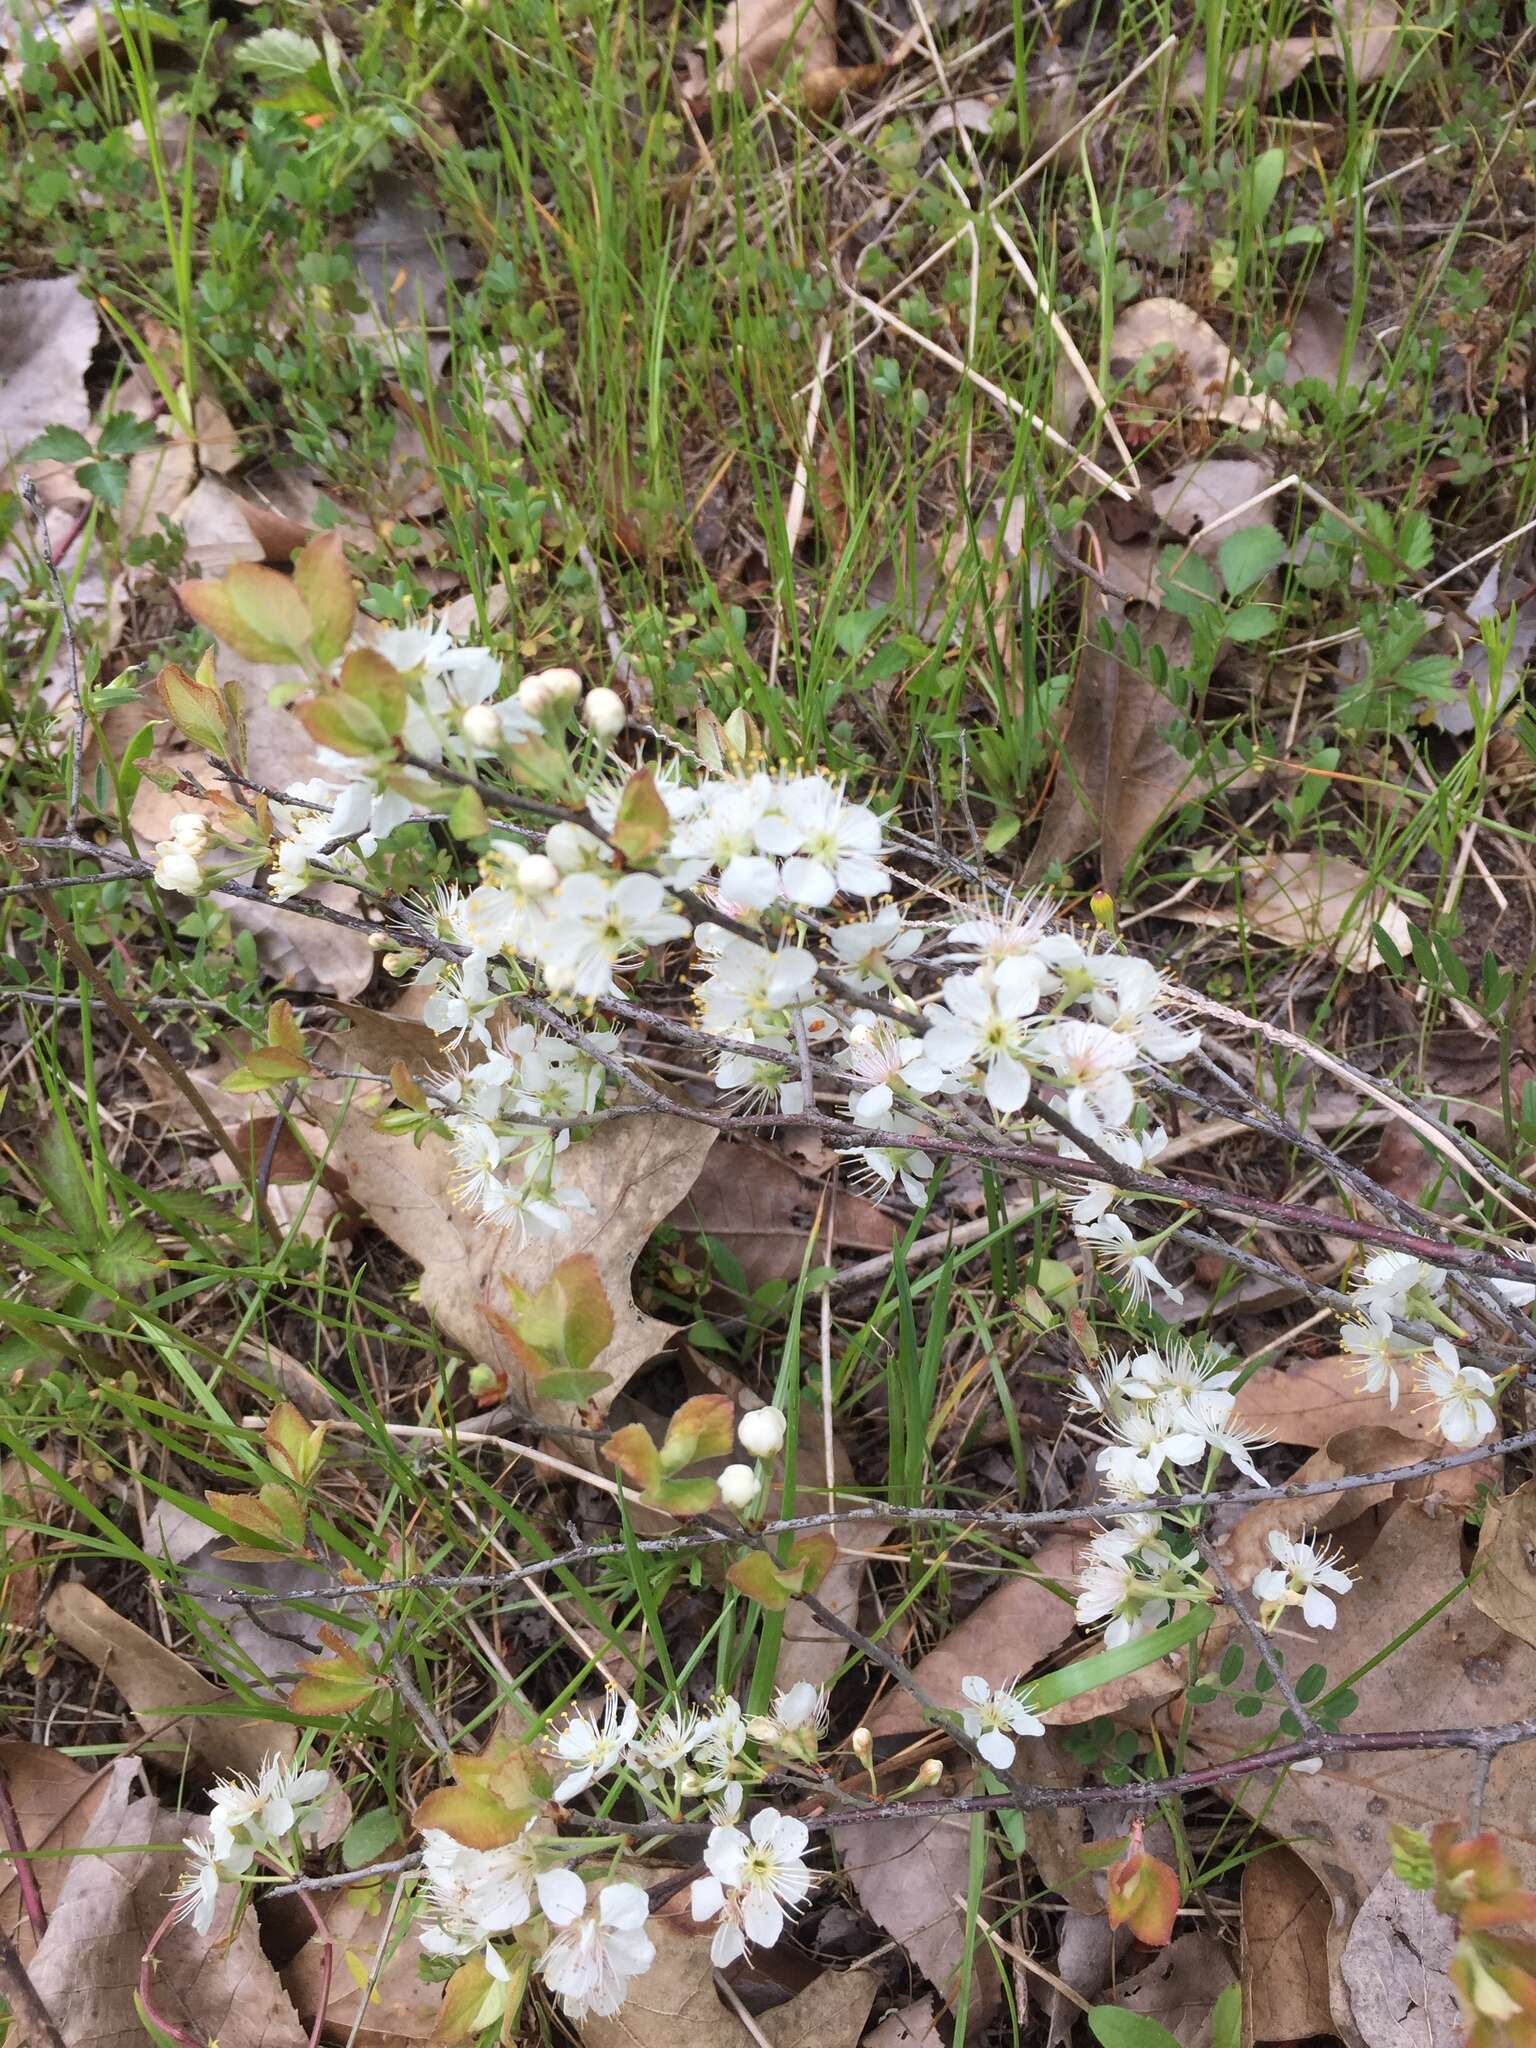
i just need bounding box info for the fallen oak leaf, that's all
[840,1782,1000,2016]
[712,0,834,100]
[1240,1845,1336,2045]
[1471,1479,1536,1650]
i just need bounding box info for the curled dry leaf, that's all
[0,1740,131,1961]
[864,1997,944,2048]
[1058,297,1285,439]
[1026,591,1201,893]
[1116,1931,1238,2048]
[841,1783,1000,2015]
[1336,1868,1460,2048]
[1471,1478,1536,1649]
[44,1582,346,1829]
[1241,1845,1336,2045]
[128,650,376,999]
[1176,0,1400,106]
[1189,1503,1536,1912]
[0,274,98,463]
[320,1010,717,1410]
[867,1531,1080,1738]
[665,1139,892,1293]
[712,0,834,100]
[1235,849,1413,972]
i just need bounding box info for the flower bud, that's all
[916,1757,944,1787]
[516,853,560,896]
[716,1462,758,1512]
[153,846,205,896]
[518,666,582,716]
[460,702,503,749]
[581,686,627,740]
[850,1726,874,1763]
[168,811,211,854]
[737,1406,787,1459]
[544,820,602,873]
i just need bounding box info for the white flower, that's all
[1416,1343,1498,1446]
[542,872,689,1000]
[939,889,1055,968]
[958,1675,1044,1770]
[747,1682,829,1759]
[1175,1387,1271,1486]
[416,1826,578,1964]
[153,844,206,895]
[1034,1017,1139,1134]
[1095,1403,1207,1497]
[923,960,1046,1114]
[847,1117,935,1207]
[1076,1214,1183,1307]
[537,1879,656,2021]
[633,1708,704,1783]
[1089,957,1201,1061]
[717,1463,759,1512]
[206,1755,330,1871]
[738,1406,788,1458]
[827,906,924,984]
[1339,1314,1418,1408]
[689,1808,814,1965]
[170,1838,223,1935]
[1251,1530,1354,1631]
[517,852,560,895]
[551,1689,640,1801]
[1491,1275,1536,1310]
[774,778,889,906]
[581,686,628,739]
[840,1023,951,1123]
[1118,1339,1236,1406]
[1074,1525,1199,1648]
[696,938,818,1038]
[693,1697,748,1798]
[1349,1250,1449,1323]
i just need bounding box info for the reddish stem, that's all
[295,1879,333,2048]
[0,1766,47,1941]
[138,1904,207,2048]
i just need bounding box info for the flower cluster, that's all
[548,1675,827,1826]
[171,1754,331,1935]
[1342,1249,1531,1448]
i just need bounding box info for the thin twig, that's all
[0,1767,47,1942]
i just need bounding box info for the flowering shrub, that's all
[132,564,1536,2035]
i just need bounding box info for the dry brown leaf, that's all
[177,475,265,573]
[1175,35,1328,108]
[1010,1730,1100,1911]
[1286,287,1369,387]
[840,1784,999,2015]
[0,275,98,464]
[1189,1503,1536,1910]
[283,1887,437,2046]
[1340,0,1401,81]
[712,0,834,100]
[1336,1869,1458,2047]
[868,1533,1079,1739]
[1235,1355,1488,1504]
[349,176,474,344]
[666,1140,892,1293]
[1472,1479,1536,1647]
[1117,1932,1237,2048]
[143,1498,331,1686]
[0,1742,131,1961]
[1026,594,1200,892]
[581,1887,877,2048]
[29,1786,306,2048]
[118,418,197,544]
[46,1581,309,1784]
[1061,298,1285,438]
[1039,1651,1185,1729]
[864,1997,943,2048]
[323,1066,716,1407]
[1241,1845,1337,2044]
[1235,850,1412,972]
[194,392,243,474]
[1149,457,1276,550]
[128,653,375,998]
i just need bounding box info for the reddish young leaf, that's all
[412,1784,532,1851]
[1107,1836,1181,1946]
[602,1422,664,1496]
[178,563,313,665]
[609,766,672,866]
[660,1393,735,1472]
